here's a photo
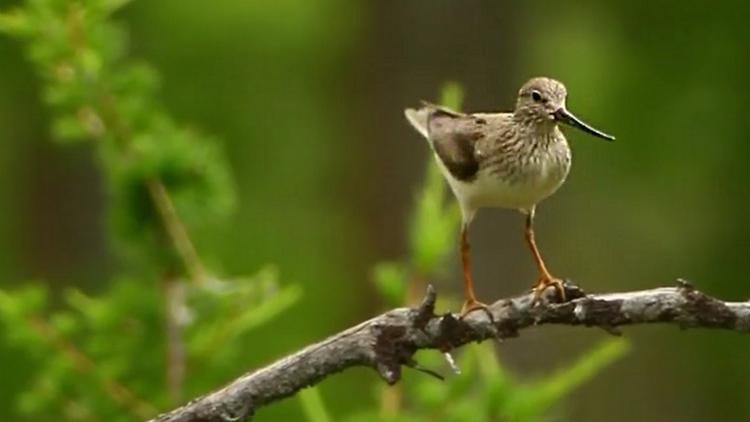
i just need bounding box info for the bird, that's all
[404,77,614,316]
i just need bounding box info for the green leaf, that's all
[218,283,302,338]
[51,114,88,141]
[439,81,464,110]
[345,410,423,422]
[408,161,461,275]
[502,338,630,421]
[99,0,134,15]
[188,269,303,358]
[444,395,488,422]
[0,285,48,320]
[0,10,33,36]
[299,387,333,422]
[472,343,513,415]
[372,261,407,307]
[412,375,449,410]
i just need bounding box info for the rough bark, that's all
[149,281,750,422]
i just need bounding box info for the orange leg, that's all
[460,224,488,316]
[524,209,566,303]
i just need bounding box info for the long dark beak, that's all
[553,108,615,141]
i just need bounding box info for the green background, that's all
[1,1,748,421]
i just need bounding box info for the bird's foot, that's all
[531,275,566,305]
[459,298,491,320]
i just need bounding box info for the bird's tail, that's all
[405,101,462,139]
[404,107,430,139]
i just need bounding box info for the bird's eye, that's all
[531,91,543,102]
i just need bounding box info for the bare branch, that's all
[149,281,750,422]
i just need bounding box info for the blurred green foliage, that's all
[0,0,298,420]
[299,386,334,422]
[1,1,747,422]
[0,0,234,267]
[0,4,626,417]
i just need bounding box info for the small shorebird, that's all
[405,77,614,316]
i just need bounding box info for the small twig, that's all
[164,276,187,405]
[408,361,446,380]
[149,281,750,422]
[148,180,207,284]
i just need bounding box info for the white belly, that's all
[435,152,569,221]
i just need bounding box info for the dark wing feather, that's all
[426,108,486,182]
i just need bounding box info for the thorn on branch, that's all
[676,278,695,291]
[676,281,739,329]
[562,280,587,300]
[413,284,437,329]
[376,361,401,385]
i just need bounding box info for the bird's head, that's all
[515,77,614,141]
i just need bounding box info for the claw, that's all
[531,276,566,304]
[459,298,494,323]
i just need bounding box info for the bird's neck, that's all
[513,113,561,145]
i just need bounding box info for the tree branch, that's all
[149,281,750,422]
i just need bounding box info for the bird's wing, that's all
[427,109,500,181]
[470,112,516,160]
[404,104,503,182]
[424,107,484,182]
